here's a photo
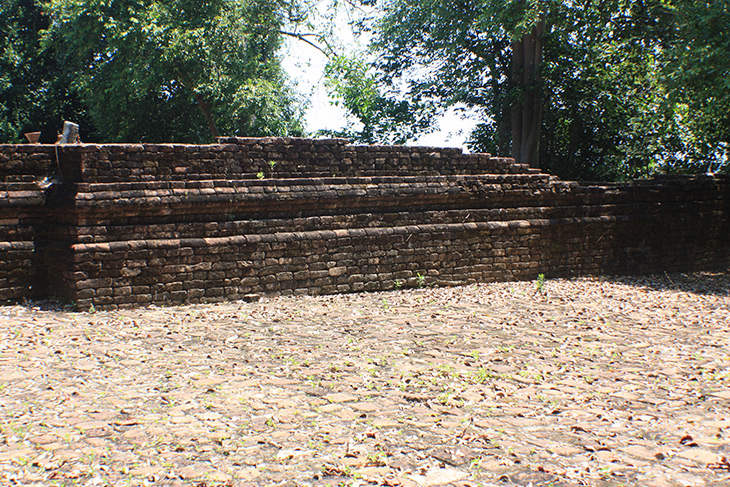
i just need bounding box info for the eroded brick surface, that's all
[0,138,728,309]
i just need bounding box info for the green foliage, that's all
[322,54,434,143]
[231,79,305,138]
[416,272,426,288]
[535,273,545,294]
[324,55,379,142]
[0,0,88,143]
[0,0,306,143]
[534,1,674,179]
[658,1,730,173]
[363,0,515,153]
[358,0,730,179]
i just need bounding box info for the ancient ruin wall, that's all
[1,138,728,309]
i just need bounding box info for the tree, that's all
[367,0,670,178]
[322,54,434,143]
[510,14,545,167]
[658,0,730,173]
[536,0,677,179]
[41,0,305,142]
[346,0,729,179]
[0,0,88,143]
[337,0,556,166]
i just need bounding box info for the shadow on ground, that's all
[601,270,729,296]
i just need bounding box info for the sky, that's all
[280,9,478,150]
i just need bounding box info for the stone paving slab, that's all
[1,272,729,486]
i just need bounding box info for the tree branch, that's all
[177,73,219,139]
[280,31,333,56]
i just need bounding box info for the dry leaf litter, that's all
[1,272,729,487]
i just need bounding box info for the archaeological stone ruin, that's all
[0,137,728,310]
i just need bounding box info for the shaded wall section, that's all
[1,137,728,309]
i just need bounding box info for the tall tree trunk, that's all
[510,19,545,167]
[178,73,220,139]
[193,91,220,139]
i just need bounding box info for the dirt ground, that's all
[1,272,729,487]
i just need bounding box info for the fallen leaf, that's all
[676,449,720,465]
[408,467,468,486]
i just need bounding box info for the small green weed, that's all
[472,367,495,383]
[535,273,546,294]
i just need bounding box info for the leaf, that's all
[408,467,468,486]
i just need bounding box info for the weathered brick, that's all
[0,139,727,310]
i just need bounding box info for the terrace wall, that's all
[1,138,728,309]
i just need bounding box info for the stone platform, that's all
[1,137,728,309]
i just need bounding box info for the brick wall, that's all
[1,138,728,309]
[0,145,56,301]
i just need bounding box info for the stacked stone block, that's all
[0,146,57,301]
[0,138,727,309]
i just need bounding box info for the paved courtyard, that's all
[1,272,729,486]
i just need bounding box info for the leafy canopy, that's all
[0,0,88,143]
[0,0,308,143]
[338,0,730,179]
[323,54,434,143]
[43,0,306,142]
